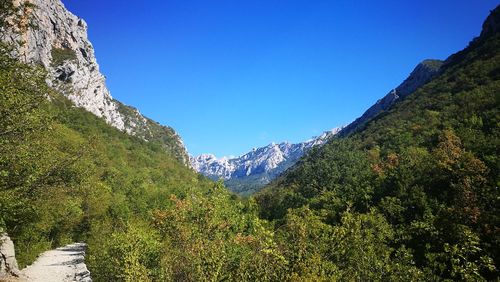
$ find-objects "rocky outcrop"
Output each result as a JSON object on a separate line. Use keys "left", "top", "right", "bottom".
{"left": 480, "top": 6, "right": 500, "bottom": 39}
{"left": 2, "top": 0, "right": 126, "bottom": 130}
{"left": 0, "top": 0, "right": 189, "bottom": 164}
{"left": 0, "top": 234, "right": 20, "bottom": 278}
{"left": 338, "top": 59, "right": 443, "bottom": 137}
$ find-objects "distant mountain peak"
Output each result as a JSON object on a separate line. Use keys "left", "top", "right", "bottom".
{"left": 190, "top": 127, "right": 343, "bottom": 193}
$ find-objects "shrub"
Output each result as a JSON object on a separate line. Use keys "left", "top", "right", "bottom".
{"left": 51, "top": 47, "right": 77, "bottom": 66}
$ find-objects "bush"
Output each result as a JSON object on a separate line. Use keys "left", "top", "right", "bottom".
{"left": 51, "top": 47, "right": 77, "bottom": 66}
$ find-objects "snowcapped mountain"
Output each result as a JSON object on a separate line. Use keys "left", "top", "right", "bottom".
{"left": 191, "top": 128, "right": 342, "bottom": 194}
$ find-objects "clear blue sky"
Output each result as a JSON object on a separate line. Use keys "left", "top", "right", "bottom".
{"left": 63, "top": 0, "right": 498, "bottom": 157}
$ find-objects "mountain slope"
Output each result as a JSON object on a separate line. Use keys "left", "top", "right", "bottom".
{"left": 0, "top": 0, "right": 188, "bottom": 164}
{"left": 0, "top": 38, "right": 212, "bottom": 268}
{"left": 257, "top": 7, "right": 500, "bottom": 280}
{"left": 191, "top": 128, "right": 342, "bottom": 194}
{"left": 338, "top": 59, "right": 443, "bottom": 137}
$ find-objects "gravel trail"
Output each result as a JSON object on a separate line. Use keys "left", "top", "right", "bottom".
{"left": 20, "top": 243, "right": 91, "bottom": 282}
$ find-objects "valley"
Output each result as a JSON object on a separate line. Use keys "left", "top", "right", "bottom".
{"left": 192, "top": 58, "right": 447, "bottom": 195}
{"left": 0, "top": 0, "right": 498, "bottom": 281}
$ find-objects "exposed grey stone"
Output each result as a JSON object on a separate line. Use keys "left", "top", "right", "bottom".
{"left": 0, "top": 233, "right": 20, "bottom": 278}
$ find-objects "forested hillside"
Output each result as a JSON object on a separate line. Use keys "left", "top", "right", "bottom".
{"left": 257, "top": 7, "right": 500, "bottom": 281}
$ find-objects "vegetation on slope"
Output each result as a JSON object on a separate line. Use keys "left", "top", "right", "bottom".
{"left": 256, "top": 10, "right": 500, "bottom": 281}
{"left": 115, "top": 101, "right": 188, "bottom": 165}
{"left": 50, "top": 47, "right": 77, "bottom": 66}
{"left": 0, "top": 41, "right": 205, "bottom": 263}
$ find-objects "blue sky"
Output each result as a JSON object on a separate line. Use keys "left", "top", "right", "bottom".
{"left": 63, "top": 0, "right": 498, "bottom": 157}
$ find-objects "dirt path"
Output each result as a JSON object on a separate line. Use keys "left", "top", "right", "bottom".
{"left": 20, "top": 243, "right": 91, "bottom": 282}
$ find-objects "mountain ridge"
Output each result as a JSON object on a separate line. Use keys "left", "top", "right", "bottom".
{"left": 338, "top": 59, "right": 443, "bottom": 137}
{"left": 191, "top": 128, "right": 342, "bottom": 194}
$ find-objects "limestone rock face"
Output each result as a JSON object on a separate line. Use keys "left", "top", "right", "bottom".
{"left": 0, "top": 234, "right": 20, "bottom": 278}
{"left": 0, "top": 0, "right": 189, "bottom": 164}
{"left": 2, "top": 0, "right": 126, "bottom": 130}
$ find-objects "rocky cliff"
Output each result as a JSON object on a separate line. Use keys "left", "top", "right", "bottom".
{"left": 0, "top": 0, "right": 189, "bottom": 164}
